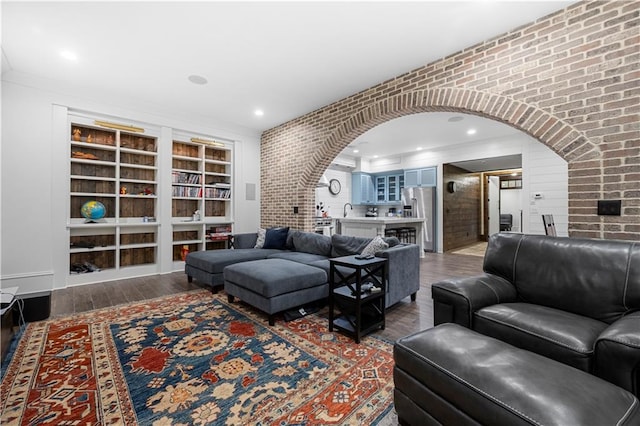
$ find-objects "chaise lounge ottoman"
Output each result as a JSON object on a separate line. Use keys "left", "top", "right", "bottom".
{"left": 394, "top": 323, "right": 640, "bottom": 425}
{"left": 185, "top": 248, "right": 283, "bottom": 290}
{"left": 224, "top": 258, "right": 329, "bottom": 325}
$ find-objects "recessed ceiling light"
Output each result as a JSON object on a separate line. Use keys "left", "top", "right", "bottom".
{"left": 373, "top": 155, "right": 379, "bottom": 158}
{"left": 467, "top": 129, "right": 477, "bottom": 135}
{"left": 353, "top": 149, "right": 359, "bottom": 153}
{"left": 60, "top": 50, "right": 77, "bottom": 61}
{"left": 254, "top": 109, "right": 264, "bottom": 117}
{"left": 416, "top": 147, "right": 423, "bottom": 151}
{"left": 188, "top": 75, "right": 208, "bottom": 85}
{"left": 448, "top": 116, "right": 464, "bottom": 123}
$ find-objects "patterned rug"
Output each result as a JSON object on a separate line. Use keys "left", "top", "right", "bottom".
{"left": 1, "top": 290, "right": 395, "bottom": 425}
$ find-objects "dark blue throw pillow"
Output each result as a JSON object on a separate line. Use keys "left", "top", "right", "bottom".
{"left": 262, "top": 227, "right": 290, "bottom": 249}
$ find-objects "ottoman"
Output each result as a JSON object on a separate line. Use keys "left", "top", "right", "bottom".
{"left": 185, "top": 248, "right": 283, "bottom": 290}
{"left": 223, "top": 258, "right": 328, "bottom": 325}
{"left": 394, "top": 323, "right": 640, "bottom": 425}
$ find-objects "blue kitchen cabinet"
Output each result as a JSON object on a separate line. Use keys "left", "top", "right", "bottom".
{"left": 375, "top": 175, "right": 387, "bottom": 203}
{"left": 352, "top": 172, "right": 375, "bottom": 204}
{"left": 387, "top": 173, "right": 404, "bottom": 202}
{"left": 353, "top": 171, "right": 406, "bottom": 204}
{"left": 404, "top": 167, "right": 436, "bottom": 187}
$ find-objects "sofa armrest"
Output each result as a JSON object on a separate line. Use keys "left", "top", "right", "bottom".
{"left": 431, "top": 274, "right": 517, "bottom": 328}
{"left": 376, "top": 243, "right": 420, "bottom": 307}
{"left": 233, "top": 233, "right": 258, "bottom": 249}
{"left": 595, "top": 311, "right": 640, "bottom": 397}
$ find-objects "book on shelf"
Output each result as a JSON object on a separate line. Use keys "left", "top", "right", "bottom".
{"left": 172, "top": 171, "right": 201, "bottom": 184}
{"left": 172, "top": 186, "right": 203, "bottom": 197}
{"left": 209, "top": 225, "right": 232, "bottom": 234}
{"left": 204, "top": 188, "right": 231, "bottom": 199}
{"left": 207, "top": 233, "right": 230, "bottom": 241}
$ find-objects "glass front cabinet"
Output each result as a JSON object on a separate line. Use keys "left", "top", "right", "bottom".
{"left": 387, "top": 173, "right": 404, "bottom": 203}
{"left": 352, "top": 171, "right": 404, "bottom": 205}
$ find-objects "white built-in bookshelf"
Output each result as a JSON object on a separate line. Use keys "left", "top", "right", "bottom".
{"left": 171, "top": 135, "right": 233, "bottom": 270}
{"left": 63, "top": 112, "right": 234, "bottom": 285}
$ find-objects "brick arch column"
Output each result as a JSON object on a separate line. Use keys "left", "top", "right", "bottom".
{"left": 301, "top": 88, "right": 600, "bottom": 236}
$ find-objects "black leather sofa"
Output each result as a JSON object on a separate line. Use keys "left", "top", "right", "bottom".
{"left": 431, "top": 233, "right": 640, "bottom": 396}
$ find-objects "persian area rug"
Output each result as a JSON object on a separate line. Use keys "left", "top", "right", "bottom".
{"left": 1, "top": 290, "right": 395, "bottom": 425}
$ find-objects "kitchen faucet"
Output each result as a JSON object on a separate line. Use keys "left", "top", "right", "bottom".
{"left": 343, "top": 203, "right": 353, "bottom": 217}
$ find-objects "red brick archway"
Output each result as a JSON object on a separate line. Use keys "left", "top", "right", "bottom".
{"left": 302, "top": 88, "right": 597, "bottom": 190}
{"left": 298, "top": 88, "right": 599, "bottom": 237}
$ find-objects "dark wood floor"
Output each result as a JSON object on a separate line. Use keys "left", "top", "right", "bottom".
{"left": 50, "top": 252, "right": 484, "bottom": 342}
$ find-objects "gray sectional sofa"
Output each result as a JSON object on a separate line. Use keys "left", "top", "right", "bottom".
{"left": 185, "top": 229, "right": 420, "bottom": 323}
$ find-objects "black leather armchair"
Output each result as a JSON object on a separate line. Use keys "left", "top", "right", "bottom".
{"left": 432, "top": 233, "right": 640, "bottom": 396}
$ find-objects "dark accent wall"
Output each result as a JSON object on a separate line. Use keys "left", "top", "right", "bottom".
{"left": 443, "top": 165, "right": 482, "bottom": 251}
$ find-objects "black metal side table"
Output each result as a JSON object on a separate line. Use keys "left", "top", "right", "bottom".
{"left": 328, "top": 255, "right": 388, "bottom": 343}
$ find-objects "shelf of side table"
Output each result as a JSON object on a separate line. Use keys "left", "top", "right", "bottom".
{"left": 328, "top": 255, "right": 388, "bottom": 343}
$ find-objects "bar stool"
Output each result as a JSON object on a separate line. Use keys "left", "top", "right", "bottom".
{"left": 408, "top": 227, "right": 417, "bottom": 243}
{"left": 385, "top": 228, "right": 398, "bottom": 238}
{"left": 399, "top": 227, "right": 416, "bottom": 244}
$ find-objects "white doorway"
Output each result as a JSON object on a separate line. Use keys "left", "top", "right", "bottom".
{"left": 501, "top": 189, "right": 522, "bottom": 232}
{"left": 488, "top": 176, "right": 500, "bottom": 236}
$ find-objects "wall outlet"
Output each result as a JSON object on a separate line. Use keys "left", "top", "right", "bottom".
{"left": 597, "top": 200, "right": 621, "bottom": 216}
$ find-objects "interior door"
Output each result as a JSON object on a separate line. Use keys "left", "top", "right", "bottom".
{"left": 488, "top": 176, "right": 500, "bottom": 236}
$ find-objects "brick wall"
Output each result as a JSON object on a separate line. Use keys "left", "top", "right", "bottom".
{"left": 261, "top": 1, "right": 639, "bottom": 241}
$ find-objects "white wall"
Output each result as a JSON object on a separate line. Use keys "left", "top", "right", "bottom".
{"left": 1, "top": 78, "right": 261, "bottom": 295}
{"left": 314, "top": 168, "right": 353, "bottom": 218}
{"left": 314, "top": 166, "right": 375, "bottom": 219}
{"left": 501, "top": 189, "right": 522, "bottom": 232}
{"left": 522, "top": 139, "right": 569, "bottom": 236}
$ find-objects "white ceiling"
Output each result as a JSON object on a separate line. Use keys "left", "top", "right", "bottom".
{"left": 346, "top": 111, "right": 523, "bottom": 159}
{"left": 2, "top": 1, "right": 576, "bottom": 163}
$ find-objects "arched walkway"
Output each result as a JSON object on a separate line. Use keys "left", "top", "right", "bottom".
{"left": 298, "top": 88, "right": 599, "bottom": 235}
{"left": 303, "top": 88, "right": 597, "bottom": 188}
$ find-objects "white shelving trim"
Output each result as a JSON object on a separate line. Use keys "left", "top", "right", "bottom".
{"left": 70, "top": 159, "right": 115, "bottom": 167}
{"left": 71, "top": 175, "right": 117, "bottom": 182}
{"left": 70, "top": 192, "right": 117, "bottom": 197}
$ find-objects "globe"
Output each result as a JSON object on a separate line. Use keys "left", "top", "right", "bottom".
{"left": 81, "top": 201, "right": 106, "bottom": 222}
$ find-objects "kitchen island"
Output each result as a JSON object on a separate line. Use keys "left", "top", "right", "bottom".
{"left": 337, "top": 217, "right": 426, "bottom": 257}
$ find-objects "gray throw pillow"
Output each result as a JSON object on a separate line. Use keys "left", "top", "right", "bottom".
{"left": 254, "top": 228, "right": 266, "bottom": 248}
{"left": 361, "top": 235, "right": 389, "bottom": 257}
